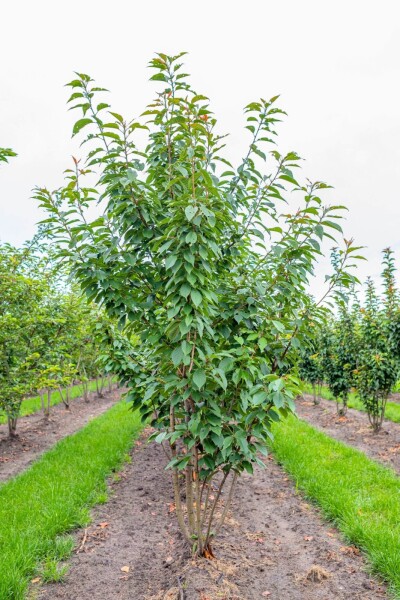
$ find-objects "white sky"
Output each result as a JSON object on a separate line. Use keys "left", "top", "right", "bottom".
{"left": 1, "top": 0, "right": 400, "bottom": 296}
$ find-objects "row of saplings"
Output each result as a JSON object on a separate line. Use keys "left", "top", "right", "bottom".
{"left": 300, "top": 248, "right": 400, "bottom": 432}
{"left": 0, "top": 241, "right": 117, "bottom": 437}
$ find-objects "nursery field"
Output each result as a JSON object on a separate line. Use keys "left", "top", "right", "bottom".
{"left": 3, "top": 392, "right": 400, "bottom": 598}
{"left": 3, "top": 51, "right": 400, "bottom": 600}
{"left": 0, "top": 381, "right": 120, "bottom": 482}
{"left": 298, "top": 394, "right": 400, "bottom": 473}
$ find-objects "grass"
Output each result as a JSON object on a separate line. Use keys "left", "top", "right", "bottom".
{"left": 271, "top": 414, "right": 400, "bottom": 598}
{"left": 0, "top": 378, "right": 115, "bottom": 425}
{"left": 0, "top": 399, "right": 143, "bottom": 600}
{"left": 303, "top": 382, "right": 400, "bottom": 424}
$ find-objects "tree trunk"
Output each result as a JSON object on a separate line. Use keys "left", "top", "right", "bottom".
{"left": 336, "top": 395, "right": 347, "bottom": 416}
{"left": 44, "top": 389, "right": 51, "bottom": 418}
{"left": 170, "top": 444, "right": 236, "bottom": 558}
{"left": 95, "top": 377, "right": 104, "bottom": 398}
{"left": 369, "top": 396, "right": 387, "bottom": 433}
{"left": 313, "top": 380, "right": 321, "bottom": 405}
{"left": 7, "top": 416, "right": 18, "bottom": 438}
{"left": 312, "top": 383, "right": 319, "bottom": 405}
{"left": 59, "top": 386, "right": 70, "bottom": 410}
{"left": 83, "top": 381, "right": 89, "bottom": 402}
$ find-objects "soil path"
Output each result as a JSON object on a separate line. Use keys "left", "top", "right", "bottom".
{"left": 36, "top": 431, "right": 387, "bottom": 600}
{"left": 297, "top": 396, "right": 400, "bottom": 474}
{"left": 0, "top": 387, "right": 121, "bottom": 483}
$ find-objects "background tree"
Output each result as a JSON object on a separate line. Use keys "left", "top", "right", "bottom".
{"left": 313, "top": 252, "right": 359, "bottom": 415}
{"left": 356, "top": 251, "right": 399, "bottom": 431}
{"left": 324, "top": 309, "right": 358, "bottom": 415}
{"left": 298, "top": 338, "right": 324, "bottom": 404}
{"left": 0, "top": 245, "right": 45, "bottom": 435}
{"left": 0, "top": 238, "right": 115, "bottom": 432}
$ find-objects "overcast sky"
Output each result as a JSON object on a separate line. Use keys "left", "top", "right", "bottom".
{"left": 1, "top": 0, "right": 399, "bottom": 295}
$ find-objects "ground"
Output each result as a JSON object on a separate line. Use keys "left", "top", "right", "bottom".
{"left": 0, "top": 386, "right": 120, "bottom": 482}
{"left": 34, "top": 428, "right": 387, "bottom": 600}
{"left": 297, "top": 395, "right": 400, "bottom": 475}
{"left": 1, "top": 387, "right": 394, "bottom": 599}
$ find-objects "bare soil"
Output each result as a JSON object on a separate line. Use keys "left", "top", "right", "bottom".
{"left": 35, "top": 430, "right": 387, "bottom": 600}
{"left": 389, "top": 393, "right": 400, "bottom": 404}
{"left": 297, "top": 396, "right": 400, "bottom": 474}
{"left": 0, "top": 387, "right": 120, "bottom": 483}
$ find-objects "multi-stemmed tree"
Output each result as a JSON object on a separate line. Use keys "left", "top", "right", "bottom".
{"left": 36, "top": 53, "right": 358, "bottom": 556}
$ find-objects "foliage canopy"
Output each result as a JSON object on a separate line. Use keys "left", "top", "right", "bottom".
{"left": 36, "top": 53, "right": 358, "bottom": 554}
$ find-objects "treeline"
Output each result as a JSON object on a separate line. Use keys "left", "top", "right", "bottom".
{"left": 300, "top": 248, "right": 400, "bottom": 431}
{"left": 0, "top": 240, "right": 119, "bottom": 437}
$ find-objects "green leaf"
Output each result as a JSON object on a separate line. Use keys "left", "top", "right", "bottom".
{"left": 258, "top": 337, "right": 268, "bottom": 351}
{"left": 191, "top": 290, "right": 202, "bottom": 307}
{"left": 185, "top": 206, "right": 197, "bottom": 221}
{"left": 165, "top": 254, "right": 178, "bottom": 270}
{"left": 155, "top": 431, "right": 168, "bottom": 443}
{"left": 97, "top": 103, "right": 110, "bottom": 112}
{"left": 186, "top": 231, "right": 197, "bottom": 244}
{"left": 322, "top": 220, "right": 343, "bottom": 233}
{"left": 242, "top": 461, "right": 254, "bottom": 474}
{"left": 171, "top": 347, "right": 184, "bottom": 366}
{"left": 193, "top": 369, "right": 206, "bottom": 389}
{"left": 272, "top": 320, "right": 285, "bottom": 333}
{"left": 253, "top": 391, "right": 268, "bottom": 405}
{"left": 72, "top": 118, "right": 92, "bottom": 136}
{"left": 180, "top": 284, "right": 191, "bottom": 298}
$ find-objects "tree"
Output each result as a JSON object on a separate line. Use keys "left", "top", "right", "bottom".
{"left": 316, "top": 251, "right": 359, "bottom": 415}
{"left": 0, "top": 245, "right": 45, "bottom": 435}
{"left": 356, "top": 251, "right": 399, "bottom": 432}
{"left": 36, "top": 53, "right": 358, "bottom": 556}
{"left": 298, "top": 339, "right": 324, "bottom": 404}
{"left": 323, "top": 311, "right": 358, "bottom": 415}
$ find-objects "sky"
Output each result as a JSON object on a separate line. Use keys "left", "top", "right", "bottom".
{"left": 1, "top": 0, "right": 400, "bottom": 296}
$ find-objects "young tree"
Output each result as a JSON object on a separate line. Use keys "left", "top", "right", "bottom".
{"left": 357, "top": 270, "right": 398, "bottom": 432}
{"left": 298, "top": 339, "right": 324, "bottom": 404}
{"left": 323, "top": 312, "right": 358, "bottom": 415}
{"left": 356, "top": 251, "right": 399, "bottom": 431}
{"left": 0, "top": 245, "right": 45, "bottom": 435}
{"left": 36, "top": 53, "right": 358, "bottom": 556}
{"left": 317, "top": 251, "right": 359, "bottom": 415}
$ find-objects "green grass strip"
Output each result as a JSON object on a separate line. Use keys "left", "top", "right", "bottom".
{"left": 0, "top": 400, "right": 142, "bottom": 599}
{"left": 0, "top": 378, "right": 115, "bottom": 425}
{"left": 271, "top": 414, "right": 400, "bottom": 598}
{"left": 303, "top": 383, "right": 400, "bottom": 425}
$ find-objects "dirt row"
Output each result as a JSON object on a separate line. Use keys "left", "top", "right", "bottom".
{"left": 0, "top": 387, "right": 121, "bottom": 483}
{"left": 296, "top": 395, "right": 400, "bottom": 475}
{"left": 2, "top": 388, "right": 395, "bottom": 598}
{"left": 35, "top": 430, "right": 387, "bottom": 600}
